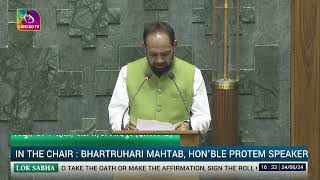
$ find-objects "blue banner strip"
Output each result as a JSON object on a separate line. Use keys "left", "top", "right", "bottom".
{"left": 11, "top": 146, "right": 308, "bottom": 162}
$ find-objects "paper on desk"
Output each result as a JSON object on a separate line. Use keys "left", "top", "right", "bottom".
{"left": 136, "top": 119, "right": 175, "bottom": 130}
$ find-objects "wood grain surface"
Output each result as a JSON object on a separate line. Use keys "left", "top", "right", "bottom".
{"left": 291, "top": 0, "right": 320, "bottom": 179}
{"left": 213, "top": 88, "right": 239, "bottom": 145}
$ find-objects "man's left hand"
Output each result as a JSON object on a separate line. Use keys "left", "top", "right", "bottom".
{"left": 175, "top": 121, "right": 190, "bottom": 130}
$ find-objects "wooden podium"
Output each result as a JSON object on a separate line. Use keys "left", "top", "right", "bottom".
{"left": 111, "top": 130, "right": 200, "bottom": 180}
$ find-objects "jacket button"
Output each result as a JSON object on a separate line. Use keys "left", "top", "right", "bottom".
{"left": 156, "top": 106, "right": 161, "bottom": 112}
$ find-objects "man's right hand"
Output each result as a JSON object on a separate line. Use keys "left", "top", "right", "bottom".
{"left": 125, "top": 121, "right": 138, "bottom": 130}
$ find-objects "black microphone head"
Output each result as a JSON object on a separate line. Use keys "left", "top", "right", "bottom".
{"left": 144, "top": 71, "right": 153, "bottom": 80}
{"left": 167, "top": 71, "right": 175, "bottom": 80}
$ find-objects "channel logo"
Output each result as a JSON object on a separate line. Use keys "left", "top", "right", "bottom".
{"left": 16, "top": 9, "right": 41, "bottom": 31}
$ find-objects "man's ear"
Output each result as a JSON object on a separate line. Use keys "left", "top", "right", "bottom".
{"left": 141, "top": 42, "right": 147, "bottom": 54}
{"left": 141, "top": 41, "right": 145, "bottom": 48}
{"left": 173, "top": 40, "right": 178, "bottom": 51}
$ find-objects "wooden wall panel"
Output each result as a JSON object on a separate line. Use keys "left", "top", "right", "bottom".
{"left": 291, "top": 0, "right": 320, "bottom": 180}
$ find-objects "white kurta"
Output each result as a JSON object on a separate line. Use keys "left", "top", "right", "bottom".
{"left": 108, "top": 65, "right": 212, "bottom": 134}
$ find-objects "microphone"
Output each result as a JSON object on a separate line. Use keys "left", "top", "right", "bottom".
{"left": 121, "top": 71, "right": 153, "bottom": 130}
{"left": 167, "top": 71, "right": 192, "bottom": 130}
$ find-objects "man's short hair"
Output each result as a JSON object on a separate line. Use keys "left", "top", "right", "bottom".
{"left": 143, "top": 22, "right": 175, "bottom": 46}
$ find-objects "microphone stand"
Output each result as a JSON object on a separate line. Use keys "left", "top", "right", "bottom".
{"left": 121, "top": 72, "right": 152, "bottom": 130}
{"left": 168, "top": 71, "right": 192, "bottom": 130}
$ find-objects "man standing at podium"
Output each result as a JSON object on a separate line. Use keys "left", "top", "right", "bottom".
{"left": 108, "top": 22, "right": 211, "bottom": 133}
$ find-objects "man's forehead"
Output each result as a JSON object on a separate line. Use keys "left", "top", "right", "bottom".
{"left": 147, "top": 48, "right": 172, "bottom": 54}
{"left": 145, "top": 33, "right": 172, "bottom": 51}
{"left": 147, "top": 31, "right": 168, "bottom": 38}
{"left": 146, "top": 32, "right": 171, "bottom": 43}
{"left": 154, "top": 33, "right": 163, "bottom": 39}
